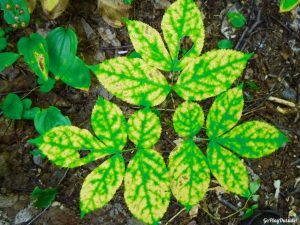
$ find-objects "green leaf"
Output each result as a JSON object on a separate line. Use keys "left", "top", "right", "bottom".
{"left": 127, "top": 108, "right": 161, "bottom": 148}
{"left": 206, "top": 84, "right": 244, "bottom": 138}
{"left": 38, "top": 76, "right": 56, "bottom": 93}
{"left": 126, "top": 20, "right": 172, "bottom": 71}
{"left": 168, "top": 140, "right": 210, "bottom": 207}
{"left": 0, "top": 0, "right": 30, "bottom": 28}
{"left": 174, "top": 50, "right": 252, "bottom": 101}
{"left": 0, "top": 29, "right": 4, "bottom": 37}
{"left": 173, "top": 101, "right": 204, "bottom": 138}
{"left": 242, "top": 204, "right": 258, "bottom": 220}
{"left": 123, "top": 0, "right": 134, "bottom": 5}
{"left": 80, "top": 154, "right": 125, "bottom": 217}
{"left": 128, "top": 51, "right": 142, "bottom": 59}
{"left": 23, "top": 107, "right": 40, "bottom": 120}
{"left": 280, "top": 0, "right": 300, "bottom": 12}
{"left": 227, "top": 12, "right": 246, "bottom": 28}
{"left": 161, "top": 0, "right": 205, "bottom": 70}
{"left": 29, "top": 126, "right": 113, "bottom": 168}
{"left": 124, "top": 149, "right": 170, "bottom": 225}
{"left": 56, "top": 56, "right": 91, "bottom": 90}
{"left": 1, "top": 93, "right": 23, "bottom": 119}
{"left": 0, "top": 52, "right": 19, "bottom": 71}
{"left": 22, "top": 98, "right": 32, "bottom": 109}
{"left": 31, "top": 187, "right": 58, "bottom": 209}
{"left": 91, "top": 97, "right": 127, "bottom": 151}
{"left": 217, "top": 39, "right": 233, "bottom": 49}
{"left": 0, "top": 37, "right": 8, "bottom": 51}
{"left": 249, "top": 180, "right": 260, "bottom": 194}
{"left": 91, "top": 57, "right": 171, "bottom": 106}
{"left": 34, "top": 106, "right": 71, "bottom": 135}
{"left": 216, "top": 121, "right": 288, "bottom": 158}
{"left": 46, "top": 27, "right": 78, "bottom": 76}
{"left": 18, "top": 33, "right": 49, "bottom": 81}
{"left": 207, "top": 142, "right": 250, "bottom": 197}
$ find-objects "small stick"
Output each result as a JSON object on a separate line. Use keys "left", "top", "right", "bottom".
{"left": 267, "top": 96, "right": 296, "bottom": 108}
{"left": 164, "top": 208, "right": 186, "bottom": 225}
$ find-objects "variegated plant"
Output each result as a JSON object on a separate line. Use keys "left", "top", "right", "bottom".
{"left": 30, "top": 0, "right": 288, "bottom": 224}
{"left": 170, "top": 85, "right": 287, "bottom": 208}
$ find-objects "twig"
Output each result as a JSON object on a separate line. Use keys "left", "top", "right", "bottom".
{"left": 267, "top": 96, "right": 296, "bottom": 108}
{"left": 99, "top": 44, "right": 133, "bottom": 50}
{"left": 164, "top": 208, "right": 186, "bottom": 225}
{"left": 270, "top": 15, "right": 300, "bottom": 42}
{"left": 219, "top": 198, "right": 239, "bottom": 212}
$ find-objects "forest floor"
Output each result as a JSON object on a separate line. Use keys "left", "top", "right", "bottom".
{"left": 0, "top": 0, "right": 299, "bottom": 225}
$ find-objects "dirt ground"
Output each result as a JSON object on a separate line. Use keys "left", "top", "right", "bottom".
{"left": 0, "top": 0, "right": 299, "bottom": 224}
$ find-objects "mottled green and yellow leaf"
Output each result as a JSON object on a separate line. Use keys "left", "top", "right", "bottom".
{"left": 80, "top": 154, "right": 125, "bottom": 216}
{"left": 173, "top": 101, "right": 204, "bottom": 138}
{"left": 216, "top": 121, "right": 288, "bottom": 158}
{"left": 169, "top": 140, "right": 210, "bottom": 207}
{"left": 91, "top": 97, "right": 127, "bottom": 151}
{"left": 174, "top": 50, "right": 252, "bottom": 101}
{"left": 206, "top": 84, "right": 244, "bottom": 138}
{"left": 124, "top": 149, "right": 170, "bottom": 224}
{"left": 91, "top": 57, "right": 171, "bottom": 106}
{"left": 161, "top": 0, "right": 205, "bottom": 70}
{"left": 30, "top": 126, "right": 113, "bottom": 168}
{"left": 207, "top": 142, "right": 250, "bottom": 197}
{"left": 127, "top": 108, "right": 161, "bottom": 148}
{"left": 126, "top": 20, "right": 172, "bottom": 71}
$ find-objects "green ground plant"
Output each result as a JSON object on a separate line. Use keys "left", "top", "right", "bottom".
{"left": 280, "top": 0, "right": 300, "bottom": 12}
{"left": 28, "top": 0, "right": 288, "bottom": 224}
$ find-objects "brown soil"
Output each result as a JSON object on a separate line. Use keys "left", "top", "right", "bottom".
{"left": 0, "top": 0, "right": 299, "bottom": 225}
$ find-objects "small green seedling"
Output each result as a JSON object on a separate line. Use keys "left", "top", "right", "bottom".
{"left": 280, "top": 0, "right": 300, "bottom": 12}
{"left": 1, "top": 93, "right": 40, "bottom": 120}
{"left": 218, "top": 39, "right": 233, "bottom": 49}
{"left": 123, "top": 0, "right": 134, "bottom": 5}
{"left": 0, "top": 0, "right": 30, "bottom": 28}
{"left": 31, "top": 186, "right": 58, "bottom": 209}
{"left": 227, "top": 11, "right": 246, "bottom": 28}
{"left": 0, "top": 29, "right": 8, "bottom": 51}
{"left": 32, "top": 0, "right": 288, "bottom": 224}
{"left": 242, "top": 204, "right": 259, "bottom": 220}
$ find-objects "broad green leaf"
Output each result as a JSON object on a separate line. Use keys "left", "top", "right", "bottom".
{"left": 0, "top": 29, "right": 4, "bottom": 37}
{"left": 22, "top": 98, "right": 32, "bottom": 109}
{"left": 161, "top": 0, "right": 205, "bottom": 70}
{"left": 0, "top": 37, "right": 7, "bottom": 51}
{"left": 91, "top": 98, "right": 127, "bottom": 151}
{"left": 174, "top": 50, "right": 252, "bottom": 101}
{"left": 280, "top": 0, "right": 300, "bottom": 12}
{"left": 91, "top": 57, "right": 171, "bottom": 106}
{"left": 216, "top": 121, "right": 288, "bottom": 158}
{"left": 173, "top": 101, "right": 204, "bottom": 138}
{"left": 124, "top": 149, "right": 170, "bottom": 224}
{"left": 126, "top": 20, "right": 172, "bottom": 71}
{"left": 227, "top": 12, "right": 246, "bottom": 28}
{"left": 34, "top": 106, "right": 71, "bottom": 135}
{"left": 38, "top": 76, "right": 56, "bottom": 93}
{"left": 242, "top": 204, "right": 258, "bottom": 220}
{"left": 18, "top": 33, "right": 49, "bottom": 81}
{"left": 127, "top": 108, "right": 161, "bottom": 148}
{"left": 23, "top": 107, "right": 40, "bottom": 120}
{"left": 56, "top": 56, "right": 91, "bottom": 90}
{"left": 1, "top": 93, "right": 23, "bottom": 119}
{"left": 206, "top": 84, "right": 244, "bottom": 138}
{"left": 46, "top": 27, "right": 77, "bottom": 75}
{"left": 29, "top": 126, "right": 113, "bottom": 168}
{"left": 31, "top": 187, "right": 58, "bottom": 209}
{"left": 80, "top": 154, "right": 125, "bottom": 217}
{"left": 207, "top": 142, "right": 250, "bottom": 197}
{"left": 0, "top": 0, "right": 30, "bottom": 28}
{"left": 218, "top": 39, "right": 233, "bottom": 49}
{"left": 168, "top": 140, "right": 210, "bottom": 207}
{"left": 0, "top": 52, "right": 19, "bottom": 71}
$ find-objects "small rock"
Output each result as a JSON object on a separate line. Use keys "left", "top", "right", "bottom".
{"left": 98, "top": 27, "right": 121, "bottom": 47}
{"left": 81, "top": 18, "right": 97, "bottom": 40}
{"left": 95, "top": 51, "right": 106, "bottom": 62}
{"left": 187, "top": 220, "right": 198, "bottom": 225}
{"left": 152, "top": 0, "right": 171, "bottom": 9}
{"left": 0, "top": 194, "right": 18, "bottom": 208}
{"left": 127, "top": 218, "right": 146, "bottom": 225}
{"left": 14, "top": 207, "right": 33, "bottom": 224}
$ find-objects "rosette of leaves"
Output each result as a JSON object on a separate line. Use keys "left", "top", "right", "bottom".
{"left": 91, "top": 0, "right": 252, "bottom": 107}
{"left": 169, "top": 84, "right": 288, "bottom": 208}
{"left": 31, "top": 98, "right": 170, "bottom": 224}
{"left": 0, "top": 0, "right": 30, "bottom": 28}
